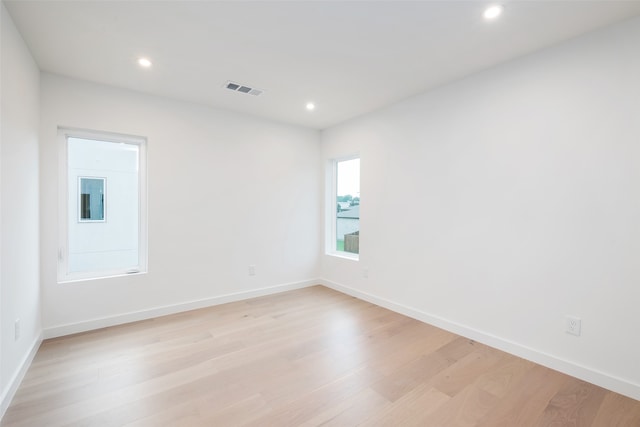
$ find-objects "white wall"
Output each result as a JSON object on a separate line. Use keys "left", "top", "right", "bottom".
{"left": 0, "top": 3, "right": 42, "bottom": 415}
{"left": 321, "top": 16, "right": 640, "bottom": 399}
{"left": 40, "top": 74, "right": 321, "bottom": 336}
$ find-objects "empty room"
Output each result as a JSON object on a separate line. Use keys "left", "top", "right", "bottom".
{"left": 2, "top": 0, "right": 640, "bottom": 425}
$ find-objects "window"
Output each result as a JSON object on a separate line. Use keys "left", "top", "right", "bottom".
{"left": 328, "top": 156, "right": 360, "bottom": 258}
{"left": 58, "top": 128, "right": 147, "bottom": 281}
{"left": 78, "top": 177, "right": 106, "bottom": 222}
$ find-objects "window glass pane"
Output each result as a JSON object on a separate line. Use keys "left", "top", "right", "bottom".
{"left": 336, "top": 158, "right": 360, "bottom": 254}
{"left": 67, "top": 137, "right": 140, "bottom": 274}
{"left": 79, "top": 177, "right": 105, "bottom": 221}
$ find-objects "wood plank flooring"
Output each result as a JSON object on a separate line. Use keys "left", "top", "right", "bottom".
{"left": 2, "top": 286, "right": 639, "bottom": 426}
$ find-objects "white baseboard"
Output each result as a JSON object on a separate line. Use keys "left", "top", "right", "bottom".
{"left": 1, "top": 333, "right": 42, "bottom": 420}
{"left": 44, "top": 279, "right": 319, "bottom": 339}
{"left": 320, "top": 278, "right": 640, "bottom": 401}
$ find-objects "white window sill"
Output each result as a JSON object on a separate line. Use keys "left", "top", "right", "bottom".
{"left": 58, "top": 270, "right": 147, "bottom": 284}
{"left": 326, "top": 251, "right": 359, "bottom": 261}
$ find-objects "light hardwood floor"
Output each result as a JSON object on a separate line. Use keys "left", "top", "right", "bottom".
{"left": 2, "top": 286, "right": 639, "bottom": 426}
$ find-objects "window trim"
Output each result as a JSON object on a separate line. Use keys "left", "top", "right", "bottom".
{"left": 326, "top": 154, "right": 360, "bottom": 260}
{"left": 57, "top": 127, "right": 148, "bottom": 283}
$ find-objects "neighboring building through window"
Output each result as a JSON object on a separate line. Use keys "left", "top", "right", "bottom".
{"left": 59, "top": 129, "right": 147, "bottom": 281}
{"left": 330, "top": 156, "right": 360, "bottom": 257}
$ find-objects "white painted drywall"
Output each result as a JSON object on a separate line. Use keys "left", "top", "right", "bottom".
{"left": 39, "top": 74, "right": 321, "bottom": 333}
{"left": 321, "top": 16, "right": 640, "bottom": 398}
{"left": 1, "top": 2, "right": 42, "bottom": 411}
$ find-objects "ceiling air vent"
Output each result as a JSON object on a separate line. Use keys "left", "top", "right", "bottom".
{"left": 225, "top": 81, "right": 263, "bottom": 97}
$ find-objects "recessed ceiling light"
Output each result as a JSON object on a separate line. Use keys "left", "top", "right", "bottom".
{"left": 483, "top": 4, "right": 504, "bottom": 20}
{"left": 137, "top": 57, "right": 152, "bottom": 68}
{"left": 306, "top": 102, "right": 315, "bottom": 111}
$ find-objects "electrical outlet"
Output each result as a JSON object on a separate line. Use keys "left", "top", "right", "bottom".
{"left": 14, "top": 318, "right": 20, "bottom": 341}
{"left": 362, "top": 268, "right": 369, "bottom": 279}
{"left": 248, "top": 265, "right": 256, "bottom": 276}
{"left": 565, "top": 315, "right": 581, "bottom": 336}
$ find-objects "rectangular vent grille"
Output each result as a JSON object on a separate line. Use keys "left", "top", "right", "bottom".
{"left": 225, "top": 81, "right": 263, "bottom": 97}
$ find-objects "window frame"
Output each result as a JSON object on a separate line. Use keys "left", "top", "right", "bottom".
{"left": 57, "top": 127, "right": 148, "bottom": 283}
{"left": 326, "top": 154, "right": 360, "bottom": 260}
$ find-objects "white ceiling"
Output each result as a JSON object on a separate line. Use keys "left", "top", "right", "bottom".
{"left": 5, "top": 1, "right": 640, "bottom": 129}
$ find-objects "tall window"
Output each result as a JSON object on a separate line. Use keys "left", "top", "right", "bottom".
{"left": 329, "top": 156, "right": 360, "bottom": 257}
{"left": 58, "top": 129, "right": 147, "bottom": 282}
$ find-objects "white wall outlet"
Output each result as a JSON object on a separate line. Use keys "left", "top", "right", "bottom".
{"left": 362, "top": 268, "right": 369, "bottom": 279}
{"left": 248, "top": 265, "right": 256, "bottom": 276}
{"left": 15, "top": 318, "right": 21, "bottom": 341}
{"left": 565, "top": 315, "right": 581, "bottom": 336}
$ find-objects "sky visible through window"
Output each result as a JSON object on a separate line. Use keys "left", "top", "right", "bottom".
{"left": 337, "top": 158, "right": 360, "bottom": 198}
